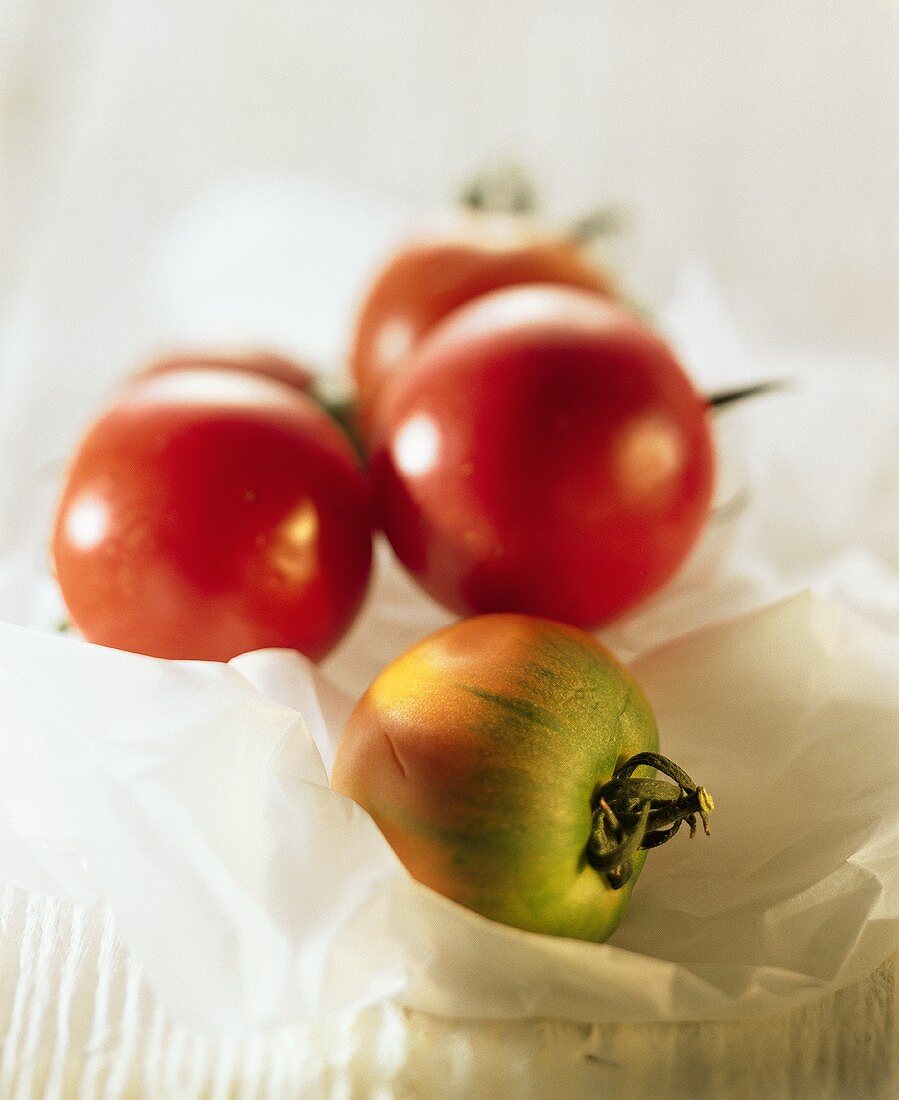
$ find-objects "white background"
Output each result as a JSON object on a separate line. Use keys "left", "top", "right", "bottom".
{"left": 2, "top": 0, "right": 897, "bottom": 354}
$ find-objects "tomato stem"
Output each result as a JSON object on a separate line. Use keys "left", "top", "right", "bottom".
{"left": 312, "top": 391, "right": 366, "bottom": 461}
{"left": 707, "top": 379, "right": 786, "bottom": 410}
{"left": 459, "top": 164, "right": 537, "bottom": 216}
{"left": 567, "top": 205, "right": 628, "bottom": 244}
{"left": 587, "top": 751, "right": 714, "bottom": 890}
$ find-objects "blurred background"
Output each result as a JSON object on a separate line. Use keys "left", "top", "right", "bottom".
{"left": 2, "top": 1, "right": 896, "bottom": 357}
{"left": 0, "top": 1, "right": 896, "bottom": 622}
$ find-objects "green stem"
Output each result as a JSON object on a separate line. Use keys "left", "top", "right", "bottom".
{"left": 309, "top": 388, "right": 367, "bottom": 462}
{"left": 586, "top": 751, "right": 714, "bottom": 890}
{"left": 707, "top": 379, "right": 786, "bottom": 410}
{"left": 567, "top": 205, "right": 628, "bottom": 244}
{"left": 458, "top": 164, "right": 537, "bottom": 216}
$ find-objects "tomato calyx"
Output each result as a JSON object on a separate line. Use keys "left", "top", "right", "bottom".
{"left": 458, "top": 163, "right": 538, "bottom": 216}
{"left": 567, "top": 204, "right": 628, "bottom": 245}
{"left": 587, "top": 751, "right": 714, "bottom": 890}
{"left": 310, "top": 388, "right": 365, "bottom": 459}
{"left": 342, "top": 374, "right": 785, "bottom": 465}
{"left": 707, "top": 378, "right": 786, "bottom": 411}
{"left": 458, "top": 163, "right": 626, "bottom": 248}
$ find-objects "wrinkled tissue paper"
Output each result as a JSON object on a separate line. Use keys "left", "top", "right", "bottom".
{"left": 0, "top": 587, "right": 896, "bottom": 1033}
{"left": 0, "top": 192, "right": 897, "bottom": 1035}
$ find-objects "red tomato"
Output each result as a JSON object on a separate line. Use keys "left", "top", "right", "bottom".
{"left": 370, "top": 285, "right": 714, "bottom": 628}
{"left": 350, "top": 213, "right": 615, "bottom": 437}
{"left": 133, "top": 349, "right": 315, "bottom": 395}
{"left": 53, "top": 370, "right": 372, "bottom": 662}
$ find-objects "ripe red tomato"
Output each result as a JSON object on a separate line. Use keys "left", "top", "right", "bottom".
{"left": 53, "top": 369, "right": 372, "bottom": 662}
{"left": 370, "top": 284, "right": 714, "bottom": 628}
{"left": 350, "top": 212, "right": 615, "bottom": 437}
{"left": 132, "top": 348, "right": 314, "bottom": 395}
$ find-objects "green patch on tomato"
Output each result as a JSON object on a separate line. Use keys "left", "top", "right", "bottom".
{"left": 332, "top": 613, "right": 711, "bottom": 943}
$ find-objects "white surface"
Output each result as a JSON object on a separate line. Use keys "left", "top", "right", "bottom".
{"left": 0, "top": 886, "right": 894, "bottom": 1099}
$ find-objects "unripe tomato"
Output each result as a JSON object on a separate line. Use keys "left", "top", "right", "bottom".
{"left": 350, "top": 212, "right": 615, "bottom": 436}
{"left": 370, "top": 285, "right": 714, "bottom": 627}
{"left": 132, "top": 348, "right": 314, "bottom": 395}
{"left": 333, "top": 614, "right": 713, "bottom": 942}
{"left": 53, "top": 370, "right": 372, "bottom": 662}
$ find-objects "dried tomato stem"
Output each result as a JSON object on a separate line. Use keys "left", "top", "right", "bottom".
{"left": 586, "top": 751, "right": 714, "bottom": 890}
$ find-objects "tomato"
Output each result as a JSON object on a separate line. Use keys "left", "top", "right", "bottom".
{"left": 350, "top": 211, "right": 615, "bottom": 437}
{"left": 332, "top": 613, "right": 712, "bottom": 941}
{"left": 370, "top": 284, "right": 715, "bottom": 627}
{"left": 132, "top": 349, "right": 314, "bottom": 395}
{"left": 52, "top": 369, "right": 372, "bottom": 662}
{"left": 131, "top": 351, "right": 370, "bottom": 458}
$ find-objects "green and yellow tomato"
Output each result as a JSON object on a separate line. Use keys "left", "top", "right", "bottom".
{"left": 332, "top": 613, "right": 711, "bottom": 942}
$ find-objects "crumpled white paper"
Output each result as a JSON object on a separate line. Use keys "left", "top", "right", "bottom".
{"left": 0, "top": 177, "right": 896, "bottom": 1036}
{"left": 0, "top": 587, "right": 896, "bottom": 1032}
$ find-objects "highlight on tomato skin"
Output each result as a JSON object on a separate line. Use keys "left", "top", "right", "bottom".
{"left": 349, "top": 211, "right": 617, "bottom": 439}
{"left": 332, "top": 613, "right": 664, "bottom": 943}
{"left": 52, "top": 368, "right": 373, "bottom": 663}
{"left": 369, "top": 283, "right": 715, "bottom": 629}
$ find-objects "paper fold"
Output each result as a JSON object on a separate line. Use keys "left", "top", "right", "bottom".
{"left": 1, "top": 590, "right": 895, "bottom": 1032}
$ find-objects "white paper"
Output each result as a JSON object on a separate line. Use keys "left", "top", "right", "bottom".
{"left": 0, "top": 627, "right": 409, "bottom": 1032}
{"left": 0, "top": 588, "right": 896, "bottom": 1032}
{"left": 0, "top": 178, "right": 896, "bottom": 1035}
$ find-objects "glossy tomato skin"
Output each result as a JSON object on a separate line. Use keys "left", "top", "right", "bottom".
{"left": 332, "top": 613, "right": 659, "bottom": 941}
{"left": 370, "top": 285, "right": 714, "bottom": 627}
{"left": 53, "top": 370, "right": 372, "bottom": 662}
{"left": 350, "top": 215, "right": 614, "bottom": 435}
{"left": 132, "top": 349, "right": 314, "bottom": 395}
